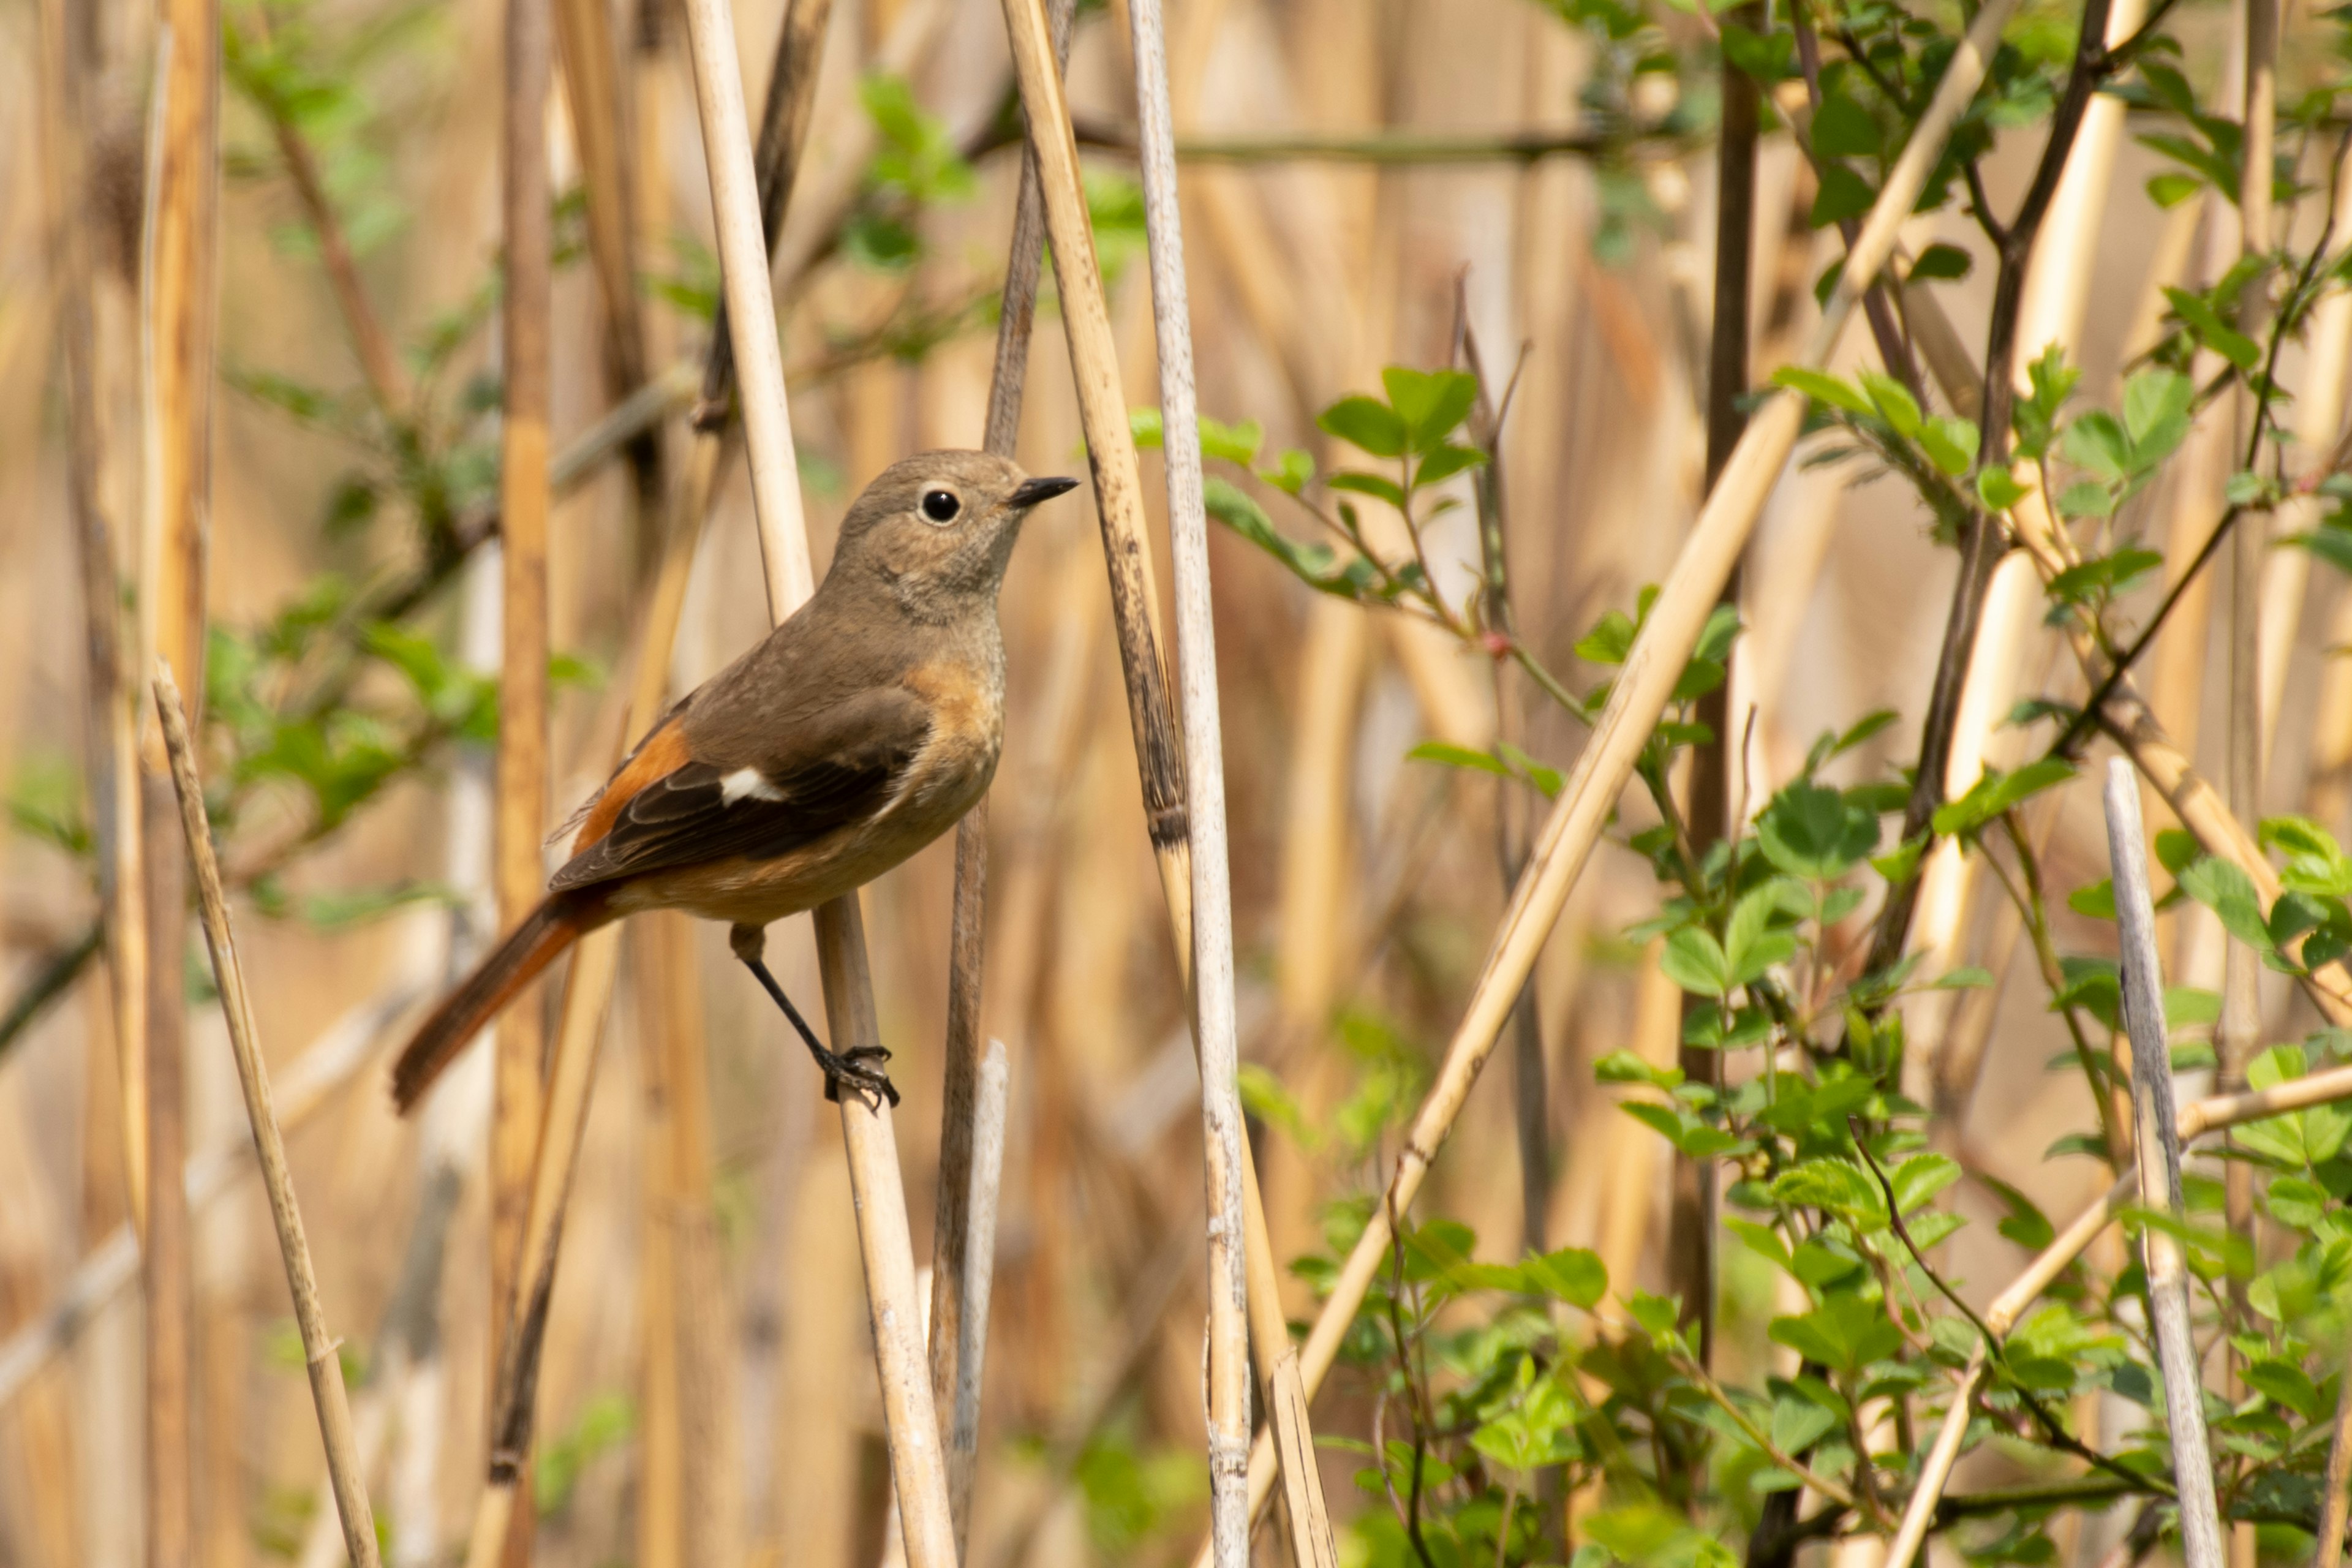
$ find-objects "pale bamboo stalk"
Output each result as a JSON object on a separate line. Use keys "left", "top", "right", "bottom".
{"left": 492, "top": 0, "right": 554, "bottom": 1558}
{"left": 925, "top": 0, "right": 1074, "bottom": 1532}
{"left": 141, "top": 6, "right": 217, "bottom": 1556}
{"left": 2318, "top": 1376, "right": 2352, "bottom": 1568}
{"left": 944, "top": 1036, "right": 1011, "bottom": 1504}
{"left": 2257, "top": 153, "right": 2352, "bottom": 755}
{"left": 680, "top": 1, "right": 958, "bottom": 1558}
{"left": 1129, "top": 0, "right": 1262, "bottom": 1556}
{"left": 2106, "top": 760, "right": 2226, "bottom": 1568}
{"left": 1196, "top": 1, "right": 2019, "bottom": 1548}
{"left": 0, "top": 975, "right": 425, "bottom": 1410}
{"left": 2220, "top": 24, "right": 2272, "bottom": 1568}
{"left": 995, "top": 0, "right": 1351, "bottom": 1548}
{"left": 552, "top": 0, "right": 648, "bottom": 398}
{"left": 456, "top": 4, "right": 843, "bottom": 1551}
{"left": 36, "top": 0, "right": 146, "bottom": 1241}
{"left": 635, "top": 936, "right": 685, "bottom": 1568}
{"left": 153, "top": 668, "right": 381, "bottom": 1568}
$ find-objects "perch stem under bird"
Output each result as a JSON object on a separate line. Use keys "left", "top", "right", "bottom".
{"left": 387, "top": 456, "right": 1077, "bottom": 1114}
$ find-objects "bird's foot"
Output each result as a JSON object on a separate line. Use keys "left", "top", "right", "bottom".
{"left": 739, "top": 952, "right": 901, "bottom": 1109}
{"left": 814, "top": 1042, "right": 900, "bottom": 1108}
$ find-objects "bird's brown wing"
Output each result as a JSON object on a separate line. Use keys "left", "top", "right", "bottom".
{"left": 548, "top": 686, "right": 932, "bottom": 892}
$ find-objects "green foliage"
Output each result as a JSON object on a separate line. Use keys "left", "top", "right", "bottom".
{"left": 843, "top": 74, "right": 977, "bottom": 270}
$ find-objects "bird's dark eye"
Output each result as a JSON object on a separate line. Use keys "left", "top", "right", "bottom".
{"left": 922, "top": 489, "right": 961, "bottom": 523}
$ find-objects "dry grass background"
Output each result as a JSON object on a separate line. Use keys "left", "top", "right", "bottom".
{"left": 0, "top": 0, "right": 2345, "bottom": 1561}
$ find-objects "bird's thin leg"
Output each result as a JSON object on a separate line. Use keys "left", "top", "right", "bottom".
{"left": 738, "top": 956, "right": 899, "bottom": 1107}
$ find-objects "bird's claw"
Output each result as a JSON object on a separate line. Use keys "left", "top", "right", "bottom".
{"left": 818, "top": 1043, "right": 900, "bottom": 1108}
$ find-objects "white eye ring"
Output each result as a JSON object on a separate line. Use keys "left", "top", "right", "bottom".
{"left": 921, "top": 488, "right": 962, "bottom": 524}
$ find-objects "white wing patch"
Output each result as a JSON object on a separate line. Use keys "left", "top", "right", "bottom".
{"left": 720, "top": 766, "right": 785, "bottom": 804}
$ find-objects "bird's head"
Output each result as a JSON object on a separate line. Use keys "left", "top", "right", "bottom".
{"left": 829, "top": 450, "right": 1079, "bottom": 623}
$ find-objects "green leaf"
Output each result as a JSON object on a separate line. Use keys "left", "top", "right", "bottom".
{"left": 1575, "top": 607, "right": 1638, "bottom": 666}
{"left": 2147, "top": 171, "right": 2204, "bottom": 208}
{"left": 2178, "top": 857, "right": 2277, "bottom": 954}
{"left": 1521, "top": 1246, "right": 1608, "bottom": 1308}
{"left": 1768, "top": 1294, "right": 1903, "bottom": 1373}
{"left": 1811, "top": 163, "right": 1877, "bottom": 227}
{"left": 2062, "top": 411, "right": 2130, "bottom": 483}
{"left": 1407, "top": 739, "right": 1507, "bottom": 778}
{"left": 1907, "top": 243, "right": 1973, "bottom": 282}
{"left": 1772, "top": 366, "right": 1872, "bottom": 415}
{"left": 2068, "top": 879, "right": 2117, "bottom": 920}
{"left": 2164, "top": 285, "right": 2263, "bottom": 371}
{"left": 1661, "top": 927, "right": 1733, "bottom": 998}
{"left": 1317, "top": 395, "right": 1408, "bottom": 458}
{"left": 1719, "top": 20, "right": 1795, "bottom": 83}
{"left": 1811, "top": 92, "right": 1881, "bottom": 157}
{"left": 1931, "top": 759, "right": 2076, "bottom": 839}
{"left": 1920, "top": 415, "right": 1981, "bottom": 477}
{"left": 1724, "top": 886, "right": 1798, "bottom": 986}
{"left": 1327, "top": 470, "right": 1406, "bottom": 508}
{"left": 1199, "top": 414, "right": 1264, "bottom": 466}
{"left": 1857, "top": 371, "right": 1922, "bottom": 438}
{"left": 1414, "top": 442, "right": 1488, "bottom": 486}
{"left": 1977, "top": 467, "right": 2028, "bottom": 510}
{"left": 1758, "top": 782, "right": 1880, "bottom": 880}
{"left": 1256, "top": 447, "right": 1314, "bottom": 495}
{"left": 2122, "top": 368, "right": 2193, "bottom": 464}
{"left": 1379, "top": 366, "right": 1479, "bottom": 450}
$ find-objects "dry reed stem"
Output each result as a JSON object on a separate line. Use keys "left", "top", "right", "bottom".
{"left": 2255, "top": 152, "right": 2352, "bottom": 753}
{"left": 552, "top": 0, "right": 648, "bottom": 398}
{"left": 1128, "top": 0, "right": 1264, "bottom": 1555}
{"left": 456, "top": 2, "right": 842, "bottom": 1547}
{"left": 492, "top": 0, "right": 554, "bottom": 1558}
{"left": 1191, "top": 0, "right": 2019, "bottom": 1542}
{"left": 153, "top": 668, "right": 382, "bottom": 1568}
{"left": 682, "top": 0, "right": 959, "bottom": 1556}
{"left": 141, "top": 8, "right": 219, "bottom": 1556}
{"left": 2220, "top": 15, "right": 2274, "bottom": 1561}
{"left": 2106, "top": 760, "right": 2226, "bottom": 1568}
{"left": 925, "top": 0, "right": 1073, "bottom": 1531}
{"left": 36, "top": 0, "right": 147, "bottom": 1239}
{"left": 998, "top": 0, "right": 1341, "bottom": 1553}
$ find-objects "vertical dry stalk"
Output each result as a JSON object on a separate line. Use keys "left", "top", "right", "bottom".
{"left": 997, "top": 0, "right": 1352, "bottom": 1551}
{"left": 680, "top": 0, "right": 959, "bottom": 1559}
{"left": 153, "top": 669, "right": 381, "bottom": 1568}
{"left": 925, "top": 1, "right": 1074, "bottom": 1532}
{"left": 553, "top": 0, "right": 648, "bottom": 398}
{"left": 2218, "top": 17, "right": 2273, "bottom": 1565}
{"left": 457, "top": 4, "right": 842, "bottom": 1553}
{"left": 1193, "top": 0, "right": 2018, "bottom": 1540}
{"left": 1128, "top": 0, "right": 1278, "bottom": 1555}
{"left": 493, "top": 0, "right": 554, "bottom": 1556}
{"left": 37, "top": 0, "right": 147, "bottom": 1237}
{"left": 141, "top": 3, "right": 221, "bottom": 1557}
{"left": 2103, "top": 760, "right": 2225, "bottom": 1568}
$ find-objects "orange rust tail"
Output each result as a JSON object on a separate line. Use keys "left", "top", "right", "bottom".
{"left": 391, "top": 894, "right": 599, "bottom": 1114}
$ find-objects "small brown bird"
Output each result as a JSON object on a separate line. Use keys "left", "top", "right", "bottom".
{"left": 390, "top": 451, "right": 1078, "bottom": 1114}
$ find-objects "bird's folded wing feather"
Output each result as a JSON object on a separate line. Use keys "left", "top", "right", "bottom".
{"left": 549, "top": 686, "right": 933, "bottom": 891}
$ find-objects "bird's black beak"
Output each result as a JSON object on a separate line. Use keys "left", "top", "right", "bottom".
{"left": 1011, "top": 475, "right": 1080, "bottom": 509}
